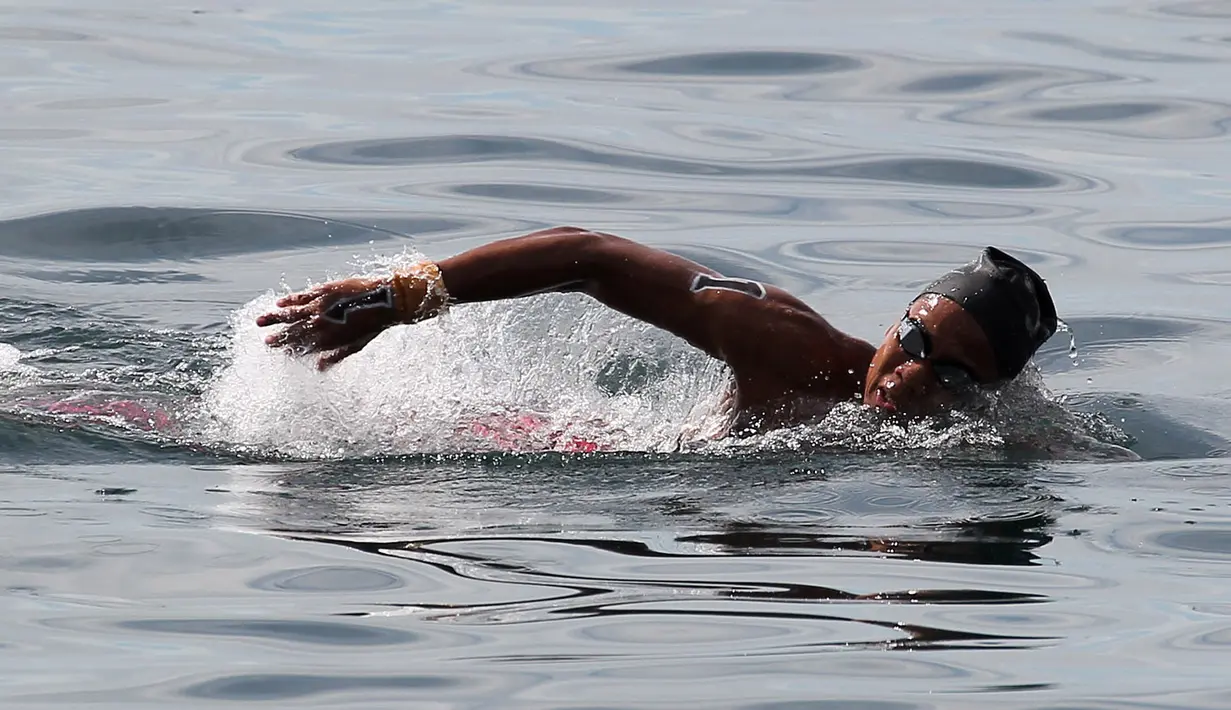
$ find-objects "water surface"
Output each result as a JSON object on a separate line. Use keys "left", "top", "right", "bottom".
{"left": 2, "top": 1, "right": 1231, "bottom": 708}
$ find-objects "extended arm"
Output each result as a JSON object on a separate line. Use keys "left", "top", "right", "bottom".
{"left": 256, "top": 227, "right": 867, "bottom": 400}
{"left": 438, "top": 226, "right": 753, "bottom": 356}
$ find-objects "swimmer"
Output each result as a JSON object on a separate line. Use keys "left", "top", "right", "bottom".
{"left": 256, "top": 227, "right": 1056, "bottom": 431}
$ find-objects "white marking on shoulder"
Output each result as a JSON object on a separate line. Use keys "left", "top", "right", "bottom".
{"left": 690, "top": 273, "right": 766, "bottom": 299}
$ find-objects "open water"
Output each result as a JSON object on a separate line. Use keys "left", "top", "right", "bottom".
{"left": 2, "top": 1, "right": 1231, "bottom": 707}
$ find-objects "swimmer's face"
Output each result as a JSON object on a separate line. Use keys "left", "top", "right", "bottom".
{"left": 863, "top": 295, "right": 999, "bottom": 416}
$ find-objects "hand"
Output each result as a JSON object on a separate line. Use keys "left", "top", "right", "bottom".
{"left": 256, "top": 276, "right": 401, "bottom": 370}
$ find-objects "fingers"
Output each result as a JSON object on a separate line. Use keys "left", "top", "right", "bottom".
{"left": 255, "top": 285, "right": 332, "bottom": 327}
{"left": 316, "top": 334, "right": 376, "bottom": 371}
{"left": 257, "top": 278, "right": 391, "bottom": 362}
{"left": 277, "top": 287, "right": 328, "bottom": 308}
{"left": 263, "top": 316, "right": 368, "bottom": 355}
{"left": 264, "top": 320, "right": 314, "bottom": 350}
{"left": 256, "top": 304, "right": 315, "bottom": 327}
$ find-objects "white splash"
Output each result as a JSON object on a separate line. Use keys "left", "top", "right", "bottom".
{"left": 196, "top": 285, "right": 732, "bottom": 458}
{"left": 0, "top": 343, "right": 39, "bottom": 382}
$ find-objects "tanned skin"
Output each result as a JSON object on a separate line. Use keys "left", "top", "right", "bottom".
{"left": 257, "top": 226, "right": 1001, "bottom": 429}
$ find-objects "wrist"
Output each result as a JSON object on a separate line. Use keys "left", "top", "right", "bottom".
{"left": 389, "top": 261, "right": 450, "bottom": 324}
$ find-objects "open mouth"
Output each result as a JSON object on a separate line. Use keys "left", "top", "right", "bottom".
{"left": 872, "top": 385, "right": 897, "bottom": 413}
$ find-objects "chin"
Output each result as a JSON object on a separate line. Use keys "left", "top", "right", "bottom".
{"left": 865, "top": 388, "right": 948, "bottom": 418}
{"left": 864, "top": 383, "right": 900, "bottom": 414}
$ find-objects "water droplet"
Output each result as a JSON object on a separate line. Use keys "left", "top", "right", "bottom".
{"left": 1057, "top": 318, "right": 1079, "bottom": 366}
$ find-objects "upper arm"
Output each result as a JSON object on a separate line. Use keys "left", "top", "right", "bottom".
{"left": 440, "top": 226, "right": 862, "bottom": 392}
{"left": 581, "top": 233, "right": 853, "bottom": 385}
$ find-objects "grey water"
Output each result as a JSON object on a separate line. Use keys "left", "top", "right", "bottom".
{"left": 2, "top": 1, "right": 1231, "bottom": 707}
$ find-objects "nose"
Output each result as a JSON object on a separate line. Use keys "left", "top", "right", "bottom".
{"left": 890, "top": 359, "right": 933, "bottom": 394}
{"left": 894, "top": 360, "right": 924, "bottom": 377}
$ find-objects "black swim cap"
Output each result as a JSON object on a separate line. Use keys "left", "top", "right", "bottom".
{"left": 919, "top": 247, "right": 1057, "bottom": 381}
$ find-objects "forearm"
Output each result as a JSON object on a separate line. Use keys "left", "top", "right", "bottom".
{"left": 436, "top": 227, "right": 597, "bottom": 303}
{"left": 433, "top": 226, "right": 724, "bottom": 353}
{"left": 437, "top": 226, "right": 715, "bottom": 305}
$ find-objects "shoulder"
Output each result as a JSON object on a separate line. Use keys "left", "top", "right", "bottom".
{"left": 698, "top": 281, "right": 872, "bottom": 390}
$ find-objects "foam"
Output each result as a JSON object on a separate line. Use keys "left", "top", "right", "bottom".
{"left": 197, "top": 280, "right": 732, "bottom": 458}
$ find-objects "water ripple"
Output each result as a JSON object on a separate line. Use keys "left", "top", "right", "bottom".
{"left": 449, "top": 182, "right": 632, "bottom": 205}
{"left": 1162, "top": 0, "right": 1231, "bottom": 16}
{"left": 421, "top": 181, "right": 794, "bottom": 219}
{"left": 0, "top": 208, "right": 466, "bottom": 263}
{"left": 778, "top": 240, "right": 1076, "bottom": 270}
{"left": 505, "top": 49, "right": 868, "bottom": 84}
{"left": 0, "top": 128, "right": 90, "bottom": 140}
{"left": 1034, "top": 315, "right": 1210, "bottom": 372}
{"left": 899, "top": 69, "right": 1046, "bottom": 94}
{"left": 738, "top": 698, "right": 925, "bottom": 703}
{"left": 0, "top": 26, "right": 93, "bottom": 42}
{"left": 301, "top": 534, "right": 1055, "bottom": 653}
{"left": 1098, "top": 222, "right": 1231, "bottom": 249}
{"left": 1150, "top": 528, "right": 1231, "bottom": 560}
{"left": 615, "top": 51, "right": 864, "bottom": 77}
{"left": 120, "top": 618, "right": 420, "bottom": 646}
{"left": 19, "top": 268, "right": 208, "bottom": 285}
{"left": 292, "top": 135, "right": 1068, "bottom": 190}
{"left": 1008, "top": 30, "right": 1220, "bottom": 63}
{"left": 180, "top": 673, "right": 459, "bottom": 701}
{"left": 35, "top": 96, "right": 168, "bottom": 111}
{"left": 938, "top": 95, "right": 1231, "bottom": 140}
{"left": 1032, "top": 102, "right": 1168, "bottom": 122}
{"left": 249, "top": 565, "right": 407, "bottom": 593}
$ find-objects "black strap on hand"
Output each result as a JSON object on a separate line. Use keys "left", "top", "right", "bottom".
{"left": 321, "top": 285, "right": 395, "bottom": 324}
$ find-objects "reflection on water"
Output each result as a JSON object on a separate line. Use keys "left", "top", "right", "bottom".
{"left": 295, "top": 531, "right": 1054, "bottom": 653}
{"left": 683, "top": 514, "right": 1054, "bottom": 567}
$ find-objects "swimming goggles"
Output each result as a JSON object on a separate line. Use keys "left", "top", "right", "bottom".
{"left": 896, "top": 316, "right": 982, "bottom": 393}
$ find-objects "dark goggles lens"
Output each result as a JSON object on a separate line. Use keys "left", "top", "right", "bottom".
{"left": 896, "top": 317, "right": 931, "bottom": 359}
{"left": 933, "top": 362, "right": 978, "bottom": 393}
{"left": 896, "top": 316, "right": 981, "bottom": 393}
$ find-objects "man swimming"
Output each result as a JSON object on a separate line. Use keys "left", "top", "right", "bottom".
{"left": 256, "top": 226, "right": 1057, "bottom": 431}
